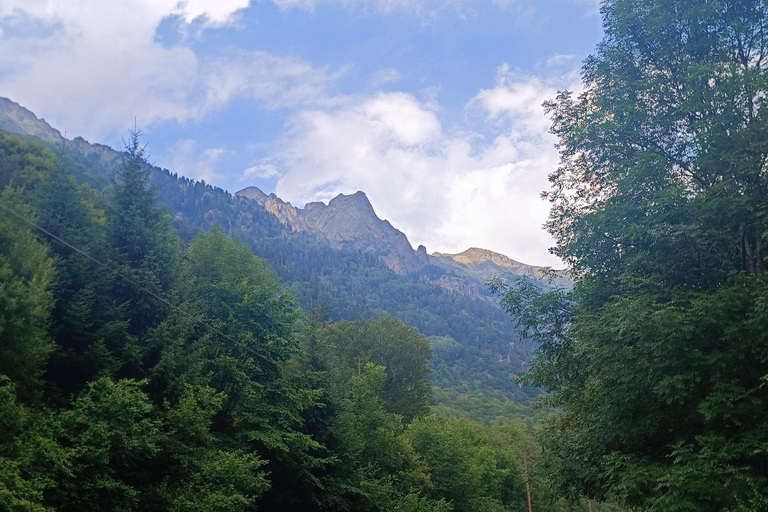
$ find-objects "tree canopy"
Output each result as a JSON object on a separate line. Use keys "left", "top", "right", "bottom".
{"left": 504, "top": 1, "right": 768, "bottom": 510}
{"left": 0, "top": 129, "right": 570, "bottom": 511}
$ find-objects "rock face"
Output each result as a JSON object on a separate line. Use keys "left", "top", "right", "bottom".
{"left": 431, "top": 248, "right": 572, "bottom": 292}
{"left": 237, "top": 187, "right": 310, "bottom": 233}
{"left": 236, "top": 187, "right": 429, "bottom": 275}
{"left": 0, "top": 98, "right": 64, "bottom": 143}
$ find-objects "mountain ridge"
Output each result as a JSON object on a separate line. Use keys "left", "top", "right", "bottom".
{"left": 237, "top": 186, "right": 430, "bottom": 275}
{"left": 0, "top": 96, "right": 566, "bottom": 289}
{"left": 0, "top": 97, "right": 64, "bottom": 143}
{"left": 0, "top": 96, "right": 558, "bottom": 408}
{"left": 0, "top": 95, "right": 565, "bottom": 291}
{"left": 237, "top": 185, "right": 570, "bottom": 294}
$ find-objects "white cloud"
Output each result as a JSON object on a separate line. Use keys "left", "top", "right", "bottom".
{"left": 173, "top": 0, "right": 252, "bottom": 25}
{"left": 267, "top": 0, "right": 532, "bottom": 19}
{"left": 243, "top": 163, "right": 281, "bottom": 179}
{"left": 255, "top": 65, "right": 579, "bottom": 266}
{"left": 202, "top": 51, "right": 340, "bottom": 111}
{"left": 165, "top": 138, "right": 226, "bottom": 183}
{"left": 371, "top": 68, "right": 403, "bottom": 87}
{"left": 0, "top": 0, "right": 336, "bottom": 143}
{"left": 545, "top": 53, "right": 576, "bottom": 67}
{"left": 0, "top": 0, "right": 549, "bottom": 145}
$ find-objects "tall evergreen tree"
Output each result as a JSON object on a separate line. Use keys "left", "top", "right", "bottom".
{"left": 0, "top": 189, "right": 55, "bottom": 399}
{"left": 108, "top": 129, "right": 180, "bottom": 339}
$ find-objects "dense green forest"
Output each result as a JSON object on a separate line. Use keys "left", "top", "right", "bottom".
{"left": 493, "top": 0, "right": 768, "bottom": 510}
{"left": 0, "top": 130, "right": 607, "bottom": 511}
{"left": 5, "top": 0, "right": 768, "bottom": 510}
{"left": 7, "top": 121, "right": 540, "bottom": 416}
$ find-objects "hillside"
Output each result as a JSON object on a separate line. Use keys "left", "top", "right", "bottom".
{"left": 236, "top": 185, "right": 568, "bottom": 298}
{"left": 0, "top": 96, "right": 568, "bottom": 409}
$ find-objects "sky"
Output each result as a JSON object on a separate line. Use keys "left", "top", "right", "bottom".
{"left": 0, "top": 0, "right": 603, "bottom": 267}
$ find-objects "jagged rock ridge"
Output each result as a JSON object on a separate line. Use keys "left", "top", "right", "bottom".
{"left": 238, "top": 187, "right": 571, "bottom": 292}
{"left": 237, "top": 186, "right": 429, "bottom": 275}
{"left": 0, "top": 97, "right": 64, "bottom": 143}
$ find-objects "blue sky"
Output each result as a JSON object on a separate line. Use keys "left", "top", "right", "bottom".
{"left": 0, "top": 0, "right": 603, "bottom": 266}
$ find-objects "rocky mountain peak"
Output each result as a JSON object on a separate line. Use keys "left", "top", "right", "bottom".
{"left": 0, "top": 97, "right": 64, "bottom": 144}
{"left": 328, "top": 190, "right": 375, "bottom": 211}
{"left": 236, "top": 187, "right": 428, "bottom": 275}
{"left": 436, "top": 247, "right": 527, "bottom": 268}
{"left": 238, "top": 186, "right": 269, "bottom": 202}
{"left": 237, "top": 186, "right": 308, "bottom": 233}
{"left": 431, "top": 247, "right": 571, "bottom": 292}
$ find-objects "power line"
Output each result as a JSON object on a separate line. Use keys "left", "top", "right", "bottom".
{"left": 0, "top": 201, "right": 276, "bottom": 367}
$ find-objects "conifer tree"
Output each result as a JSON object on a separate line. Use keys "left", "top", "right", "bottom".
{"left": 107, "top": 129, "right": 181, "bottom": 354}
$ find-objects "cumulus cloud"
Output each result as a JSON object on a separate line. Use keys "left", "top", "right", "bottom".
{"left": 243, "top": 163, "right": 281, "bottom": 179}
{"left": 255, "top": 65, "right": 579, "bottom": 266}
{"left": 0, "top": 0, "right": 544, "bottom": 143}
{"left": 165, "top": 139, "right": 228, "bottom": 183}
{"left": 0, "top": 0, "right": 336, "bottom": 143}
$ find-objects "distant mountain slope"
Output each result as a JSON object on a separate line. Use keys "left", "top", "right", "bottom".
{"left": 237, "top": 186, "right": 429, "bottom": 275}
{"left": 430, "top": 248, "right": 572, "bottom": 295}
{"left": 0, "top": 97, "right": 64, "bottom": 143}
{"left": 0, "top": 97, "right": 564, "bottom": 406}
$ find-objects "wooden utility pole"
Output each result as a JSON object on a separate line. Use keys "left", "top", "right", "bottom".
{"left": 588, "top": 499, "right": 594, "bottom": 512}
{"left": 523, "top": 456, "right": 533, "bottom": 512}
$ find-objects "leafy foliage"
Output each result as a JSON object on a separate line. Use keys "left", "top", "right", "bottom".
{"left": 0, "top": 128, "right": 558, "bottom": 511}
{"left": 499, "top": 1, "right": 768, "bottom": 509}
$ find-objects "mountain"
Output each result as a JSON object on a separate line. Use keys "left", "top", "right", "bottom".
{"left": 0, "top": 97, "right": 64, "bottom": 143}
{"left": 238, "top": 186, "right": 569, "bottom": 297}
{"left": 430, "top": 248, "right": 572, "bottom": 295}
{"left": 237, "top": 186, "right": 429, "bottom": 275}
{"left": 0, "top": 97, "right": 567, "bottom": 409}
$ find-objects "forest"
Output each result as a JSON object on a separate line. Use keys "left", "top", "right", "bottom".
{"left": 3, "top": 0, "right": 768, "bottom": 510}
{"left": 0, "top": 128, "right": 594, "bottom": 511}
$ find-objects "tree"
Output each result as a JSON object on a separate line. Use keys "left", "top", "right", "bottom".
{"left": 504, "top": 1, "right": 768, "bottom": 509}
{"left": 0, "top": 189, "right": 55, "bottom": 399}
{"left": 108, "top": 129, "right": 181, "bottom": 338}
{"left": 406, "top": 416, "right": 529, "bottom": 512}
{"left": 317, "top": 316, "right": 434, "bottom": 422}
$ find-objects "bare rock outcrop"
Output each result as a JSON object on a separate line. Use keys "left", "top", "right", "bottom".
{"left": 236, "top": 187, "right": 429, "bottom": 275}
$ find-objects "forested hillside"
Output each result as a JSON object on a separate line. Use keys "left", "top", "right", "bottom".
{"left": 0, "top": 96, "right": 549, "bottom": 413}
{"left": 0, "top": 128, "right": 611, "bottom": 511}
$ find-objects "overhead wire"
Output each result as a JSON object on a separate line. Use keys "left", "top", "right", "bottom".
{"left": 0, "top": 201, "right": 276, "bottom": 367}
